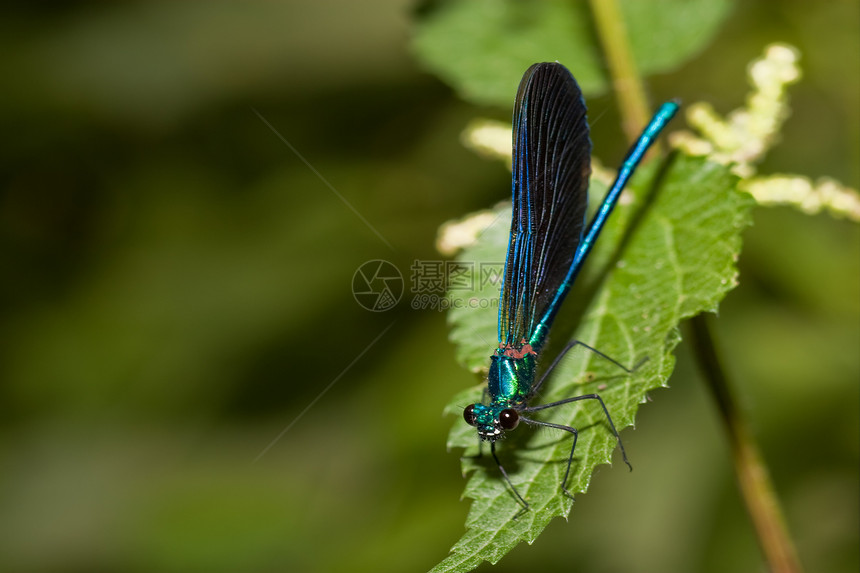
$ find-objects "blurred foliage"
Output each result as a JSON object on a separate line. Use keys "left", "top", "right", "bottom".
{"left": 413, "top": 0, "right": 733, "bottom": 105}
{"left": 0, "top": 1, "right": 857, "bottom": 573}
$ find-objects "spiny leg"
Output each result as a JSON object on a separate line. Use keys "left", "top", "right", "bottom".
{"left": 491, "top": 441, "right": 529, "bottom": 511}
{"left": 519, "top": 416, "right": 579, "bottom": 499}
{"left": 530, "top": 340, "right": 647, "bottom": 398}
{"left": 523, "top": 393, "right": 632, "bottom": 476}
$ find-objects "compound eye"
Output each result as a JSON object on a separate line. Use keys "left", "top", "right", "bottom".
{"left": 463, "top": 404, "right": 478, "bottom": 426}
{"left": 499, "top": 408, "right": 519, "bottom": 430}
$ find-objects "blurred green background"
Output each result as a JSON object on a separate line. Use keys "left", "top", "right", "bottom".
{"left": 0, "top": 1, "right": 857, "bottom": 572}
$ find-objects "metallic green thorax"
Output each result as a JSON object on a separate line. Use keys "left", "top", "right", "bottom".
{"left": 488, "top": 351, "right": 536, "bottom": 406}
{"left": 469, "top": 350, "right": 536, "bottom": 440}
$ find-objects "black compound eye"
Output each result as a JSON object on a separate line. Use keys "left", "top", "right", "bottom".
{"left": 463, "top": 404, "right": 477, "bottom": 426}
{"left": 499, "top": 408, "right": 519, "bottom": 430}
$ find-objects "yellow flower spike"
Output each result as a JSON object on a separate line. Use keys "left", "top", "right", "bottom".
{"left": 460, "top": 119, "right": 512, "bottom": 167}
{"left": 742, "top": 175, "right": 860, "bottom": 222}
{"left": 670, "top": 43, "right": 858, "bottom": 221}
{"left": 672, "top": 43, "right": 802, "bottom": 174}
{"left": 436, "top": 209, "right": 502, "bottom": 256}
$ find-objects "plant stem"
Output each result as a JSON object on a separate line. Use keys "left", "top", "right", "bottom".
{"left": 588, "top": 0, "right": 650, "bottom": 143}
{"left": 589, "top": 4, "right": 805, "bottom": 571}
{"left": 689, "top": 314, "right": 803, "bottom": 573}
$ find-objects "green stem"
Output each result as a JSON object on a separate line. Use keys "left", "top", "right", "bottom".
{"left": 689, "top": 315, "right": 803, "bottom": 573}
{"left": 588, "top": 0, "right": 650, "bottom": 143}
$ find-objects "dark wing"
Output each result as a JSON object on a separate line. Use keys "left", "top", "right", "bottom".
{"left": 497, "top": 62, "right": 592, "bottom": 348}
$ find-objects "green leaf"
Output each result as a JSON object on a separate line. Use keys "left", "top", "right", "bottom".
{"left": 433, "top": 154, "right": 754, "bottom": 572}
{"left": 412, "top": 0, "right": 734, "bottom": 106}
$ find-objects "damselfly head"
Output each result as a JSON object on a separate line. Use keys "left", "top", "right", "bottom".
{"left": 464, "top": 404, "right": 519, "bottom": 441}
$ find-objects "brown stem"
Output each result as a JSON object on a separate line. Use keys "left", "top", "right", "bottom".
{"left": 689, "top": 314, "right": 803, "bottom": 573}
